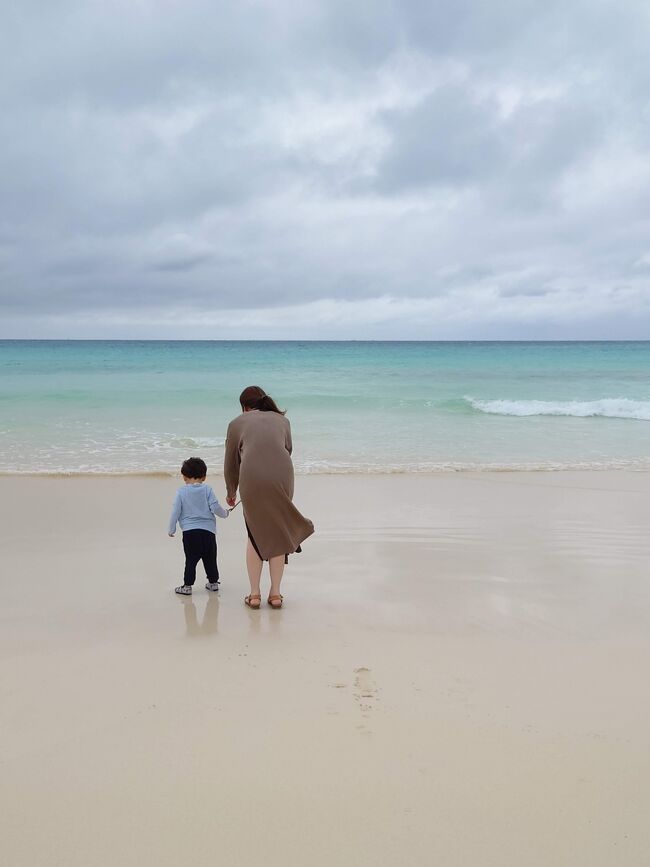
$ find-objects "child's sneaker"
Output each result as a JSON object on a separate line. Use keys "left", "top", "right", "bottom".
{"left": 205, "top": 581, "right": 220, "bottom": 592}
{"left": 175, "top": 585, "right": 192, "bottom": 596}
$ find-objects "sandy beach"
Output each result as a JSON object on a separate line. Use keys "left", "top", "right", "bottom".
{"left": 2, "top": 471, "right": 650, "bottom": 866}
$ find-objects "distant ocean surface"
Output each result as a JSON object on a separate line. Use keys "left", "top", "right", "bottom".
{"left": 1, "top": 340, "right": 649, "bottom": 475}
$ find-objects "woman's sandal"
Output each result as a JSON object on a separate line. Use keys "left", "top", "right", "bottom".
{"left": 244, "top": 594, "right": 261, "bottom": 609}
{"left": 267, "top": 594, "right": 283, "bottom": 609}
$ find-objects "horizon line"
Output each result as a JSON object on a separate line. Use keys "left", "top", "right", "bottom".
{"left": 1, "top": 338, "right": 649, "bottom": 344}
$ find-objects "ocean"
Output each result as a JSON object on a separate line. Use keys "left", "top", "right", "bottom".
{"left": 1, "top": 340, "right": 649, "bottom": 474}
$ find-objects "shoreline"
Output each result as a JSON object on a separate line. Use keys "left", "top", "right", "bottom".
{"left": 2, "top": 465, "right": 650, "bottom": 478}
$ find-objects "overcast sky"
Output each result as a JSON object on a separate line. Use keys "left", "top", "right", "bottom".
{"left": 1, "top": 0, "right": 649, "bottom": 339}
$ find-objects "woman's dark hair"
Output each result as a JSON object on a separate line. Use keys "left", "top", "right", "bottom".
{"left": 239, "top": 385, "right": 285, "bottom": 415}
{"left": 181, "top": 457, "right": 208, "bottom": 478}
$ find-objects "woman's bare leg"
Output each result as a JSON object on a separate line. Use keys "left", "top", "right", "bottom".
{"left": 246, "top": 539, "right": 263, "bottom": 596}
{"left": 269, "top": 555, "right": 285, "bottom": 599}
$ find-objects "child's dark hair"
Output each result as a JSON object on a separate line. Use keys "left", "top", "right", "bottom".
{"left": 181, "top": 457, "right": 207, "bottom": 479}
{"left": 239, "top": 385, "right": 285, "bottom": 415}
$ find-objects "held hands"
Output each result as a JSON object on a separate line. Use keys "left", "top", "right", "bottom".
{"left": 226, "top": 496, "right": 236, "bottom": 508}
{"left": 168, "top": 532, "right": 175, "bottom": 537}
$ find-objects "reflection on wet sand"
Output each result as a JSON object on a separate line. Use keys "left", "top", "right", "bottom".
{"left": 181, "top": 593, "right": 219, "bottom": 637}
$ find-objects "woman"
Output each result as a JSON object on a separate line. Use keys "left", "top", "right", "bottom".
{"left": 224, "top": 386, "right": 314, "bottom": 609}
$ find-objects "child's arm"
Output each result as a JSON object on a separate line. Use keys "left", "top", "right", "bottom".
{"left": 208, "top": 487, "right": 229, "bottom": 519}
{"left": 168, "top": 491, "right": 182, "bottom": 536}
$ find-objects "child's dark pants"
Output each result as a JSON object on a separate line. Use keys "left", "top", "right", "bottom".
{"left": 182, "top": 529, "right": 219, "bottom": 586}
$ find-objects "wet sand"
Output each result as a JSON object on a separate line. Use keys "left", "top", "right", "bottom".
{"left": 2, "top": 472, "right": 650, "bottom": 866}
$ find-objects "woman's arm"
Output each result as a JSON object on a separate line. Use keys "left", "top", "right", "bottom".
{"left": 223, "top": 421, "right": 240, "bottom": 499}
{"left": 285, "top": 419, "right": 293, "bottom": 455}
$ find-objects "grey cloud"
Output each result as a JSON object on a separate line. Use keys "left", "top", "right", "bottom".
{"left": 1, "top": 1, "right": 650, "bottom": 336}
{"left": 2, "top": 2, "right": 296, "bottom": 110}
{"left": 152, "top": 254, "right": 213, "bottom": 273}
{"left": 369, "top": 78, "right": 605, "bottom": 213}
{"left": 498, "top": 284, "right": 553, "bottom": 299}
{"left": 375, "top": 87, "right": 506, "bottom": 192}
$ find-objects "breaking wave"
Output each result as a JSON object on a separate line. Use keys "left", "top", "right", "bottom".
{"left": 466, "top": 397, "right": 650, "bottom": 421}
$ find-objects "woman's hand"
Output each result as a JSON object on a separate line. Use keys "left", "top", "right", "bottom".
{"left": 226, "top": 496, "right": 236, "bottom": 508}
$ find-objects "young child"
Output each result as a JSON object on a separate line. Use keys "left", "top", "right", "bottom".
{"left": 168, "top": 457, "right": 230, "bottom": 595}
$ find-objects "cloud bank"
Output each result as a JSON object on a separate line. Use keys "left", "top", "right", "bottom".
{"left": 1, "top": 0, "right": 649, "bottom": 338}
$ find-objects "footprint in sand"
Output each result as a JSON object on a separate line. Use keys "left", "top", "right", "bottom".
{"left": 353, "top": 667, "right": 378, "bottom": 715}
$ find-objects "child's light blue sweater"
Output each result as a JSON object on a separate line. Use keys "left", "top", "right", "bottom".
{"left": 168, "top": 483, "right": 229, "bottom": 535}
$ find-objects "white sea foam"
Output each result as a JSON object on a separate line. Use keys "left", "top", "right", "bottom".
{"left": 114, "top": 432, "right": 225, "bottom": 451}
{"left": 167, "top": 436, "right": 225, "bottom": 449}
{"left": 4, "top": 458, "right": 650, "bottom": 476}
{"left": 466, "top": 397, "right": 650, "bottom": 421}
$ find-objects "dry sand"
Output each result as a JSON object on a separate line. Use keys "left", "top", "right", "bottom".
{"left": 1, "top": 472, "right": 650, "bottom": 866}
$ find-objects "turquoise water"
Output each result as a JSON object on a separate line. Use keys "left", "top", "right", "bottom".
{"left": 1, "top": 340, "right": 649, "bottom": 473}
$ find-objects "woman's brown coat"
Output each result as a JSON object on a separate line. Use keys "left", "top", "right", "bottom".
{"left": 224, "top": 410, "right": 314, "bottom": 560}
